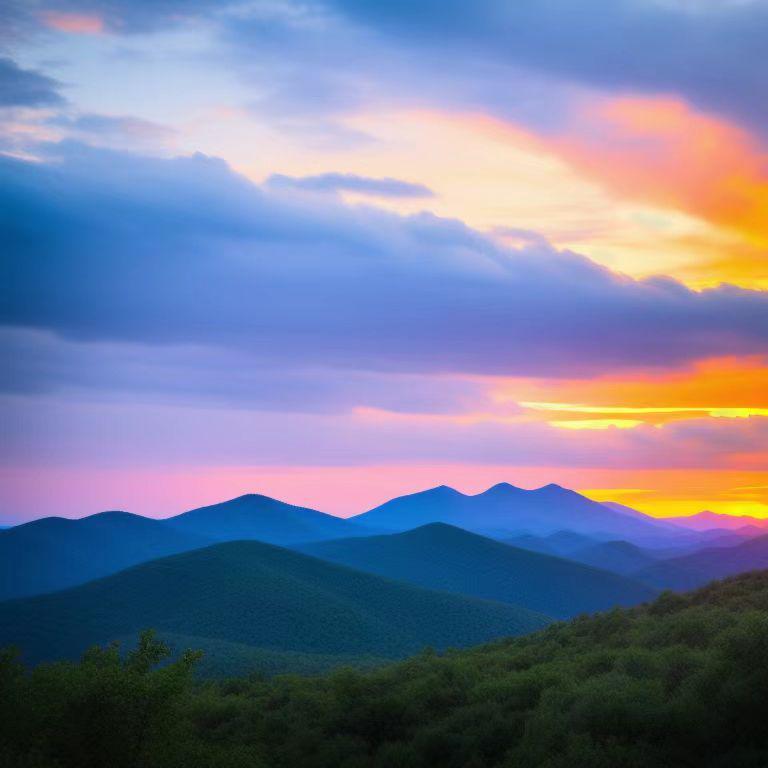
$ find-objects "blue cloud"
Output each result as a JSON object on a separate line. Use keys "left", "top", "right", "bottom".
{"left": 2, "top": 142, "right": 767, "bottom": 382}
{"left": 325, "top": 0, "right": 768, "bottom": 132}
{"left": 14, "top": 2, "right": 768, "bottom": 134}
{"left": 267, "top": 172, "right": 434, "bottom": 199}
{"left": 0, "top": 58, "right": 64, "bottom": 107}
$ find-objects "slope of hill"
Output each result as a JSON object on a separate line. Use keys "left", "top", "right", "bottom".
{"left": 299, "top": 523, "right": 656, "bottom": 618}
{"left": 0, "top": 540, "right": 548, "bottom": 669}
{"left": 0, "top": 512, "right": 211, "bottom": 601}
{"left": 6, "top": 570, "right": 768, "bottom": 768}
{"left": 568, "top": 539, "right": 660, "bottom": 576}
{"left": 353, "top": 483, "right": 674, "bottom": 541}
{"left": 166, "top": 493, "right": 360, "bottom": 545}
{"left": 636, "top": 532, "right": 768, "bottom": 591}
{"left": 503, "top": 530, "right": 599, "bottom": 557}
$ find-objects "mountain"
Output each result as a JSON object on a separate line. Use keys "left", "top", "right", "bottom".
{"left": 0, "top": 511, "right": 211, "bottom": 601}
{"left": 0, "top": 539, "right": 548, "bottom": 669}
{"left": 166, "top": 493, "right": 360, "bottom": 545}
{"left": 503, "top": 530, "right": 600, "bottom": 557}
{"left": 662, "top": 510, "right": 768, "bottom": 531}
{"left": 352, "top": 482, "right": 674, "bottom": 541}
{"left": 567, "top": 539, "right": 659, "bottom": 576}
{"left": 0, "top": 493, "right": 366, "bottom": 600}
{"left": 636, "top": 532, "right": 768, "bottom": 591}
{"left": 299, "top": 523, "right": 656, "bottom": 619}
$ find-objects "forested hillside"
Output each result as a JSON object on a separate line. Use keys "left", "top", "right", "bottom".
{"left": 4, "top": 571, "right": 768, "bottom": 767}
{"left": 0, "top": 540, "right": 546, "bottom": 670}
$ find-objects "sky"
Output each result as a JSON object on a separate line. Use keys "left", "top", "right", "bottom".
{"left": 1, "top": 0, "right": 767, "bottom": 522}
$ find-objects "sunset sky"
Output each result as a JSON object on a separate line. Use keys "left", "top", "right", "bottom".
{"left": 2, "top": 0, "right": 768, "bottom": 522}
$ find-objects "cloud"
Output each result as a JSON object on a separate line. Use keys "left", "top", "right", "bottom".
{"left": 11, "top": 2, "right": 768, "bottom": 138}
{"left": 266, "top": 172, "right": 435, "bottom": 199}
{"left": 2, "top": 142, "right": 768, "bottom": 380}
{"left": 39, "top": 11, "right": 104, "bottom": 34}
{"left": 0, "top": 58, "right": 64, "bottom": 108}
{"left": 325, "top": 0, "right": 768, "bottom": 134}
{"left": 0, "top": 328, "right": 483, "bottom": 415}
{"left": 49, "top": 112, "right": 176, "bottom": 148}
{"left": 2, "top": 391, "right": 766, "bottom": 471}
{"left": 27, "top": 0, "right": 229, "bottom": 34}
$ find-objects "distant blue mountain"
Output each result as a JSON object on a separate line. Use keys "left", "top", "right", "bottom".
{"left": 299, "top": 523, "right": 656, "bottom": 619}
{"left": 568, "top": 540, "right": 661, "bottom": 576}
{"left": 635, "top": 532, "right": 768, "bottom": 591}
{"left": 503, "top": 530, "right": 600, "bottom": 557}
{"left": 352, "top": 483, "right": 674, "bottom": 541}
{"left": 166, "top": 493, "right": 360, "bottom": 544}
{"left": 0, "top": 511, "right": 210, "bottom": 601}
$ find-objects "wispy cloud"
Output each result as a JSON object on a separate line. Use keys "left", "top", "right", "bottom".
{"left": 267, "top": 172, "right": 435, "bottom": 199}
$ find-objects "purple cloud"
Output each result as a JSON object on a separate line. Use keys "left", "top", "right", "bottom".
{"left": 267, "top": 172, "right": 434, "bottom": 199}
{"left": 2, "top": 392, "right": 765, "bottom": 471}
{"left": 2, "top": 142, "right": 767, "bottom": 382}
{"left": 0, "top": 58, "right": 64, "bottom": 108}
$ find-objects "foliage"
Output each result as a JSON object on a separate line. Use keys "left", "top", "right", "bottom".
{"left": 4, "top": 572, "right": 768, "bottom": 767}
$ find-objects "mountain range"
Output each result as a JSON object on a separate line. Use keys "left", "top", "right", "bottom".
{"left": 0, "top": 494, "right": 361, "bottom": 600}
{"left": 4, "top": 482, "right": 768, "bottom": 680}
{"left": 3, "top": 484, "right": 765, "bottom": 604}
{"left": 351, "top": 483, "right": 678, "bottom": 541}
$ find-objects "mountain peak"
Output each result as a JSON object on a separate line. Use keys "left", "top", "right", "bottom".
{"left": 426, "top": 484, "right": 461, "bottom": 495}
{"left": 480, "top": 482, "right": 524, "bottom": 495}
{"left": 536, "top": 483, "right": 568, "bottom": 493}
{"left": 228, "top": 493, "right": 275, "bottom": 504}
{"left": 87, "top": 510, "right": 134, "bottom": 518}
{"left": 403, "top": 522, "right": 467, "bottom": 536}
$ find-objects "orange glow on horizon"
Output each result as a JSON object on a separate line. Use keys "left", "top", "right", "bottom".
{"left": 490, "top": 356, "right": 768, "bottom": 426}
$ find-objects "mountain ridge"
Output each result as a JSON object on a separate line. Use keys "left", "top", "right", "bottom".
{"left": 352, "top": 483, "right": 675, "bottom": 541}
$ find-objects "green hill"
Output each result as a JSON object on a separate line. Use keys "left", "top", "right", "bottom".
{"left": 0, "top": 540, "right": 548, "bottom": 669}
{"left": 4, "top": 570, "right": 768, "bottom": 768}
{"left": 300, "top": 523, "right": 656, "bottom": 618}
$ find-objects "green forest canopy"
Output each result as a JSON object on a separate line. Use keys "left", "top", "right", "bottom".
{"left": 4, "top": 571, "right": 768, "bottom": 768}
